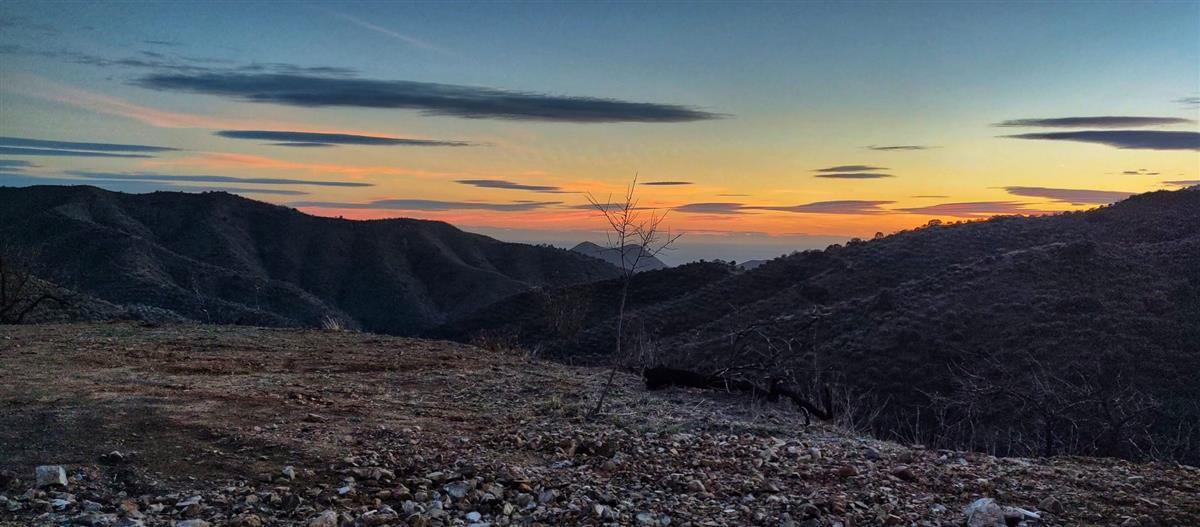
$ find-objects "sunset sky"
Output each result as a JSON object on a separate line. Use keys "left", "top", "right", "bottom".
{"left": 1, "top": 1, "right": 1197, "bottom": 263}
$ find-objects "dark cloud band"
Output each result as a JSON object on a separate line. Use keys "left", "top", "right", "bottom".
{"left": 0, "top": 146, "right": 154, "bottom": 158}
{"left": 136, "top": 73, "right": 723, "bottom": 123}
{"left": 815, "top": 165, "right": 886, "bottom": 173}
{"left": 0, "top": 135, "right": 177, "bottom": 152}
{"left": 814, "top": 173, "right": 894, "bottom": 179}
{"left": 1003, "top": 186, "right": 1133, "bottom": 205}
{"left": 641, "top": 181, "right": 693, "bottom": 186}
{"left": 455, "top": 179, "right": 563, "bottom": 192}
{"left": 674, "top": 200, "right": 893, "bottom": 215}
{"left": 866, "top": 145, "right": 933, "bottom": 151}
{"left": 1003, "top": 131, "right": 1200, "bottom": 150}
{"left": 216, "top": 130, "right": 472, "bottom": 147}
{"left": 995, "top": 116, "right": 1194, "bottom": 128}
{"left": 68, "top": 171, "right": 373, "bottom": 187}
{"left": 290, "top": 199, "right": 561, "bottom": 211}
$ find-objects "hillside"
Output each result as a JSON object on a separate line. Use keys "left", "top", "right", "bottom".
{"left": 0, "top": 185, "right": 618, "bottom": 334}
{"left": 571, "top": 242, "right": 668, "bottom": 272}
{"left": 1, "top": 323, "right": 1196, "bottom": 526}
{"left": 444, "top": 188, "right": 1200, "bottom": 463}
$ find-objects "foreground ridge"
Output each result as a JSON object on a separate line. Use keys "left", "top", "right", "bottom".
{"left": 1, "top": 323, "right": 1197, "bottom": 526}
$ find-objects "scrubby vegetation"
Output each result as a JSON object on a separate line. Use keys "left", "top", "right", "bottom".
{"left": 448, "top": 188, "right": 1200, "bottom": 464}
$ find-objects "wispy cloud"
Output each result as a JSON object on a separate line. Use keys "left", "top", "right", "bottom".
{"left": 0, "top": 135, "right": 177, "bottom": 153}
{"left": 1003, "top": 131, "right": 1200, "bottom": 150}
{"left": 455, "top": 179, "right": 564, "bottom": 192}
{"left": 0, "top": 159, "right": 38, "bottom": 170}
{"left": 135, "top": 72, "right": 724, "bottom": 123}
{"left": 0, "top": 172, "right": 309, "bottom": 196}
{"left": 898, "top": 201, "right": 1050, "bottom": 218}
{"left": 1177, "top": 97, "right": 1200, "bottom": 108}
{"left": 674, "top": 200, "right": 894, "bottom": 215}
{"left": 329, "top": 11, "right": 453, "bottom": 56}
{"left": 994, "top": 116, "right": 1194, "bottom": 128}
{"left": 4, "top": 74, "right": 334, "bottom": 130}
{"left": 673, "top": 202, "right": 747, "bottom": 215}
{"left": 0, "top": 146, "right": 154, "bottom": 158}
{"left": 814, "top": 173, "right": 894, "bottom": 179}
{"left": 215, "top": 130, "right": 473, "bottom": 147}
{"left": 641, "top": 181, "right": 693, "bottom": 186}
{"left": 1003, "top": 186, "right": 1133, "bottom": 205}
{"left": 1120, "top": 169, "right": 1159, "bottom": 176}
{"left": 866, "top": 145, "right": 934, "bottom": 151}
{"left": 753, "top": 200, "right": 894, "bottom": 214}
{"left": 815, "top": 165, "right": 887, "bottom": 172}
{"left": 1163, "top": 180, "right": 1199, "bottom": 186}
{"left": 290, "top": 199, "right": 561, "bottom": 212}
{"left": 67, "top": 171, "right": 374, "bottom": 188}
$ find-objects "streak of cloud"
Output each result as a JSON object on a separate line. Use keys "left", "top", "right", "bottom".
{"left": 329, "top": 11, "right": 454, "bottom": 56}
{"left": 1003, "top": 131, "right": 1200, "bottom": 150}
{"left": 290, "top": 199, "right": 561, "bottom": 212}
{"left": 815, "top": 165, "right": 886, "bottom": 172}
{"left": 67, "top": 171, "right": 374, "bottom": 188}
{"left": 866, "top": 145, "right": 934, "bottom": 151}
{"left": 1003, "top": 186, "right": 1133, "bottom": 205}
{"left": 215, "top": 130, "right": 473, "bottom": 147}
{"left": 897, "top": 201, "right": 1051, "bottom": 218}
{"left": 0, "top": 146, "right": 153, "bottom": 158}
{"left": 0, "top": 135, "right": 177, "bottom": 152}
{"left": 995, "top": 116, "right": 1194, "bottom": 128}
{"left": 455, "top": 179, "right": 564, "bottom": 192}
{"left": 814, "top": 173, "right": 894, "bottom": 179}
{"left": 641, "top": 181, "right": 693, "bottom": 186}
{"left": 135, "top": 72, "right": 724, "bottom": 123}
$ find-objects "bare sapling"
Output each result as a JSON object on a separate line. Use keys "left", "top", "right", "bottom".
{"left": 586, "top": 175, "right": 681, "bottom": 418}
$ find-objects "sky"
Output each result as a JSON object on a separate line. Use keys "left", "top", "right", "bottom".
{"left": 1, "top": 1, "right": 1197, "bottom": 264}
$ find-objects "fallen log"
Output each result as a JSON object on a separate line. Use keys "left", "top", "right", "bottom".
{"left": 642, "top": 366, "right": 833, "bottom": 421}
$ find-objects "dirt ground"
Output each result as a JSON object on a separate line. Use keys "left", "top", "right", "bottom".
{"left": 1, "top": 323, "right": 1197, "bottom": 526}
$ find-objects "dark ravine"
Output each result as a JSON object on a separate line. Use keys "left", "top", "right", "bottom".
{"left": 0, "top": 185, "right": 619, "bottom": 334}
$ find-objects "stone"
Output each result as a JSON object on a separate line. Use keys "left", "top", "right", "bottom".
{"left": 444, "top": 481, "right": 470, "bottom": 499}
{"left": 35, "top": 466, "right": 67, "bottom": 488}
{"left": 99, "top": 451, "right": 126, "bottom": 464}
{"left": 964, "top": 498, "right": 1006, "bottom": 527}
{"left": 835, "top": 465, "right": 858, "bottom": 478}
{"left": 307, "top": 510, "right": 338, "bottom": 527}
{"left": 687, "top": 480, "right": 706, "bottom": 493}
{"left": 231, "top": 514, "right": 263, "bottom": 527}
{"left": 466, "top": 511, "right": 482, "bottom": 521}
{"left": 1038, "top": 496, "right": 1065, "bottom": 515}
{"left": 891, "top": 465, "right": 916, "bottom": 481}
{"left": 176, "top": 521, "right": 210, "bottom": 527}
{"left": 281, "top": 466, "right": 296, "bottom": 480}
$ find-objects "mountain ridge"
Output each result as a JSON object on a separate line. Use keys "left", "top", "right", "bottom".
{"left": 0, "top": 185, "right": 620, "bottom": 334}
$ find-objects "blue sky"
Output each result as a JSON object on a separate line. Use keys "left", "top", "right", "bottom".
{"left": 2, "top": 1, "right": 1197, "bottom": 263}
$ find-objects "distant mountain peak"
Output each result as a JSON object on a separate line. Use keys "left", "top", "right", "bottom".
{"left": 570, "top": 241, "right": 668, "bottom": 272}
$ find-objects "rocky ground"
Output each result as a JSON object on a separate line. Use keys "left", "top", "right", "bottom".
{"left": 0, "top": 323, "right": 1197, "bottom": 527}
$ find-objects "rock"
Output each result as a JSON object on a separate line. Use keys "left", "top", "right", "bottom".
{"left": 444, "top": 481, "right": 470, "bottom": 499}
{"left": 281, "top": 466, "right": 296, "bottom": 480}
{"left": 176, "top": 521, "right": 210, "bottom": 527}
{"left": 35, "top": 465, "right": 68, "bottom": 488}
{"left": 964, "top": 498, "right": 1006, "bottom": 527}
{"left": 1038, "top": 496, "right": 1065, "bottom": 515}
{"left": 891, "top": 465, "right": 916, "bottom": 481}
{"left": 175, "top": 495, "right": 202, "bottom": 508}
{"left": 231, "top": 514, "right": 263, "bottom": 527}
{"left": 687, "top": 480, "right": 706, "bottom": 493}
{"left": 1004, "top": 506, "right": 1041, "bottom": 523}
{"left": 466, "top": 511, "right": 482, "bottom": 521}
{"left": 636, "top": 511, "right": 655, "bottom": 524}
{"left": 99, "top": 451, "right": 126, "bottom": 464}
{"left": 307, "top": 510, "right": 338, "bottom": 527}
{"left": 834, "top": 465, "right": 858, "bottom": 478}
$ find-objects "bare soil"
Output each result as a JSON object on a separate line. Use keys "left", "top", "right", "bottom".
{"left": 0, "top": 323, "right": 1196, "bottom": 526}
